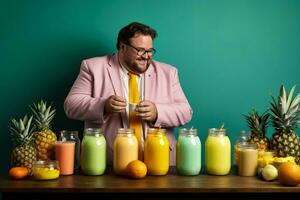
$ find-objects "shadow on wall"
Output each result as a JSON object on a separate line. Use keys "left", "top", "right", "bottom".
{"left": 0, "top": 36, "right": 113, "bottom": 175}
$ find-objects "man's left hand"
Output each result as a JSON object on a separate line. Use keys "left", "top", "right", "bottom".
{"left": 136, "top": 100, "right": 157, "bottom": 122}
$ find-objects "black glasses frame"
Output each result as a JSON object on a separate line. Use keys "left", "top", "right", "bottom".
{"left": 124, "top": 43, "right": 156, "bottom": 56}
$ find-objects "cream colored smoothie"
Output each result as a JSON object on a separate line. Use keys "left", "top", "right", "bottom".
{"left": 113, "top": 128, "right": 138, "bottom": 175}
{"left": 234, "top": 131, "right": 249, "bottom": 170}
{"left": 205, "top": 128, "right": 231, "bottom": 175}
{"left": 238, "top": 143, "right": 258, "bottom": 176}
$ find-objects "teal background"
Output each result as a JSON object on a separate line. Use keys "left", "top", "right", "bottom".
{"left": 1, "top": 0, "right": 300, "bottom": 177}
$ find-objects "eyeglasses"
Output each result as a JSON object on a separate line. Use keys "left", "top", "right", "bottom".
{"left": 124, "top": 43, "right": 156, "bottom": 57}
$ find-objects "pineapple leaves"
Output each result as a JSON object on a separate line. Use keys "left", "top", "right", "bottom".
{"left": 24, "top": 116, "right": 33, "bottom": 137}
{"left": 270, "top": 84, "right": 300, "bottom": 133}
{"left": 290, "top": 93, "right": 300, "bottom": 110}
{"left": 9, "top": 115, "right": 35, "bottom": 147}
{"left": 280, "top": 85, "right": 287, "bottom": 114}
{"left": 244, "top": 109, "right": 269, "bottom": 138}
{"left": 287, "top": 85, "right": 296, "bottom": 109}
{"left": 30, "top": 100, "right": 56, "bottom": 130}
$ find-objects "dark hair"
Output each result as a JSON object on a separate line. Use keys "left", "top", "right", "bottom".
{"left": 117, "top": 22, "right": 157, "bottom": 50}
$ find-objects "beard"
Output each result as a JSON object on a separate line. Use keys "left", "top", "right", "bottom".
{"left": 124, "top": 56, "right": 152, "bottom": 74}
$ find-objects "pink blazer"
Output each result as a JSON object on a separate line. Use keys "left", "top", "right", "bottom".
{"left": 64, "top": 54, "right": 193, "bottom": 166}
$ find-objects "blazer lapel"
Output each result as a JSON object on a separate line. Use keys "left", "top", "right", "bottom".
{"left": 107, "top": 54, "right": 124, "bottom": 97}
{"left": 107, "top": 54, "right": 127, "bottom": 127}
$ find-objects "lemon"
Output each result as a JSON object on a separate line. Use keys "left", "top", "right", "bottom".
{"left": 262, "top": 164, "right": 278, "bottom": 181}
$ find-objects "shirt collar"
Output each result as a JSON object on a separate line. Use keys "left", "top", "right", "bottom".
{"left": 118, "top": 53, "right": 141, "bottom": 77}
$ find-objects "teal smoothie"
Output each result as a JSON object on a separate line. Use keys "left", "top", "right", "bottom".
{"left": 81, "top": 129, "right": 106, "bottom": 175}
{"left": 176, "top": 128, "right": 201, "bottom": 175}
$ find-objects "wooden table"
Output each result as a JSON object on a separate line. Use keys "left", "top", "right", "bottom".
{"left": 1, "top": 167, "right": 300, "bottom": 200}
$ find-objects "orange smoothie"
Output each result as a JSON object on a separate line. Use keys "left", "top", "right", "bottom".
{"left": 144, "top": 128, "right": 169, "bottom": 175}
{"left": 205, "top": 128, "right": 231, "bottom": 175}
{"left": 113, "top": 129, "right": 138, "bottom": 175}
{"left": 55, "top": 141, "right": 75, "bottom": 175}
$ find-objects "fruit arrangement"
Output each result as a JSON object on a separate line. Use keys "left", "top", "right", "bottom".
{"left": 258, "top": 156, "right": 297, "bottom": 182}
{"left": 241, "top": 84, "right": 300, "bottom": 186}
{"left": 8, "top": 100, "right": 57, "bottom": 179}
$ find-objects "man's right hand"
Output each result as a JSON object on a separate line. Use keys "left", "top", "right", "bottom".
{"left": 104, "top": 95, "right": 127, "bottom": 114}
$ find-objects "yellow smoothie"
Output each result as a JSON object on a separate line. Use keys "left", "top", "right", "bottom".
{"left": 113, "top": 128, "right": 138, "bottom": 175}
{"left": 144, "top": 128, "right": 169, "bottom": 175}
{"left": 205, "top": 128, "right": 231, "bottom": 175}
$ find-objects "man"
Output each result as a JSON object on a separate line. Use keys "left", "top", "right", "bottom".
{"left": 64, "top": 22, "right": 192, "bottom": 166}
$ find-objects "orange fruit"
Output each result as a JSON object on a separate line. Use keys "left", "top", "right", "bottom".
{"left": 126, "top": 160, "right": 147, "bottom": 179}
{"left": 278, "top": 162, "right": 300, "bottom": 186}
{"left": 9, "top": 167, "right": 29, "bottom": 179}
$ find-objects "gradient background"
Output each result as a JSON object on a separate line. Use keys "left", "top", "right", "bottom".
{"left": 1, "top": 0, "right": 300, "bottom": 179}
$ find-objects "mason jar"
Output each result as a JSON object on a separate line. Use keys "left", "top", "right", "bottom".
{"left": 113, "top": 128, "right": 138, "bottom": 175}
{"left": 176, "top": 128, "right": 201, "bottom": 176}
{"left": 32, "top": 160, "right": 60, "bottom": 180}
{"left": 205, "top": 128, "right": 231, "bottom": 175}
{"left": 81, "top": 128, "right": 106, "bottom": 175}
{"left": 144, "top": 128, "right": 169, "bottom": 175}
{"left": 234, "top": 130, "right": 249, "bottom": 170}
{"left": 238, "top": 142, "right": 258, "bottom": 176}
{"left": 59, "top": 130, "right": 81, "bottom": 170}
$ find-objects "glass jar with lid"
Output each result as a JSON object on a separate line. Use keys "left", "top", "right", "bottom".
{"left": 81, "top": 128, "right": 106, "bottom": 175}
{"left": 144, "top": 128, "right": 169, "bottom": 175}
{"left": 32, "top": 160, "right": 60, "bottom": 180}
{"left": 113, "top": 128, "right": 138, "bottom": 175}
{"left": 234, "top": 130, "right": 250, "bottom": 170}
{"left": 176, "top": 128, "right": 201, "bottom": 176}
{"left": 238, "top": 142, "right": 258, "bottom": 176}
{"left": 59, "top": 130, "right": 81, "bottom": 171}
{"left": 205, "top": 128, "right": 231, "bottom": 175}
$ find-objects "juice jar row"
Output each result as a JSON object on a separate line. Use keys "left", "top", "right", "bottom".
{"left": 57, "top": 127, "right": 260, "bottom": 177}
{"left": 76, "top": 127, "right": 231, "bottom": 176}
{"left": 80, "top": 127, "right": 229, "bottom": 177}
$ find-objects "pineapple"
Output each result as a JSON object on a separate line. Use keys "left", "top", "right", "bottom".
{"left": 270, "top": 85, "right": 300, "bottom": 164}
{"left": 244, "top": 109, "right": 270, "bottom": 150}
{"left": 9, "top": 115, "right": 37, "bottom": 172}
{"left": 31, "top": 100, "right": 57, "bottom": 160}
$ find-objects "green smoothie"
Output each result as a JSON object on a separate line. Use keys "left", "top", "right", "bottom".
{"left": 81, "top": 128, "right": 106, "bottom": 175}
{"left": 176, "top": 128, "right": 201, "bottom": 176}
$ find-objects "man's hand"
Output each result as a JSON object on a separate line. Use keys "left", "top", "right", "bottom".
{"left": 136, "top": 100, "right": 158, "bottom": 122}
{"left": 104, "top": 95, "right": 126, "bottom": 114}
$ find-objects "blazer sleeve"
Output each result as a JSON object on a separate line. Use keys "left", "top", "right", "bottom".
{"left": 153, "top": 68, "right": 193, "bottom": 128}
{"left": 64, "top": 60, "right": 108, "bottom": 124}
